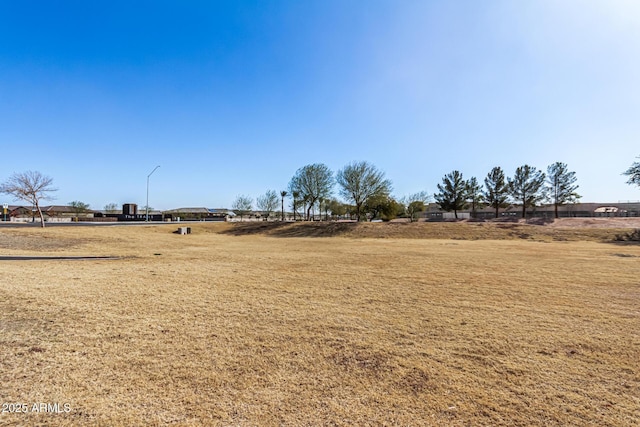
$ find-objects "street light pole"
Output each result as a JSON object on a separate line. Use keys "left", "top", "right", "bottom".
{"left": 146, "top": 165, "right": 160, "bottom": 222}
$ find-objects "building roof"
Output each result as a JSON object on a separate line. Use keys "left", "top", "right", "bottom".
{"left": 209, "top": 208, "right": 235, "bottom": 216}
{"left": 42, "top": 205, "right": 95, "bottom": 213}
{"left": 162, "top": 207, "right": 234, "bottom": 216}
{"left": 163, "top": 207, "right": 211, "bottom": 214}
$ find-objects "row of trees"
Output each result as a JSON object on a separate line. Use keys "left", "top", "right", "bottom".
{"left": 435, "top": 162, "right": 580, "bottom": 219}
{"left": 234, "top": 161, "right": 584, "bottom": 222}
{"left": 2, "top": 157, "right": 640, "bottom": 227}
{"left": 234, "top": 191, "right": 424, "bottom": 222}
{"left": 233, "top": 161, "right": 430, "bottom": 222}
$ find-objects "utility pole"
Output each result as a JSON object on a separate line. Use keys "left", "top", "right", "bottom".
{"left": 146, "top": 165, "right": 160, "bottom": 222}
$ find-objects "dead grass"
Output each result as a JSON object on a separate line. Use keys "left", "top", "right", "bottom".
{"left": 0, "top": 231, "right": 86, "bottom": 252}
{"left": 0, "top": 223, "right": 638, "bottom": 426}
{"left": 219, "top": 220, "right": 631, "bottom": 242}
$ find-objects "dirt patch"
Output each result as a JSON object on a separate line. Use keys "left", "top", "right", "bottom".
{"left": 0, "top": 231, "right": 86, "bottom": 251}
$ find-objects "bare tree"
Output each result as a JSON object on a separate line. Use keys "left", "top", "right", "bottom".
{"left": 336, "top": 161, "right": 391, "bottom": 221}
{"left": 232, "top": 195, "right": 253, "bottom": 221}
{"left": 256, "top": 190, "right": 279, "bottom": 221}
{"left": 104, "top": 202, "right": 119, "bottom": 214}
{"left": 0, "top": 171, "right": 57, "bottom": 228}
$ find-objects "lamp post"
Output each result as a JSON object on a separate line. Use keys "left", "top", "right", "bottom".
{"left": 146, "top": 165, "right": 160, "bottom": 222}
{"left": 2, "top": 203, "right": 7, "bottom": 222}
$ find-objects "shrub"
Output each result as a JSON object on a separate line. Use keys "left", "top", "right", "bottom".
{"left": 614, "top": 229, "right": 640, "bottom": 242}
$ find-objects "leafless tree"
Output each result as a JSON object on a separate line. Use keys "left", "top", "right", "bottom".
{"left": 104, "top": 202, "right": 119, "bottom": 214}
{"left": 0, "top": 171, "right": 57, "bottom": 227}
{"left": 256, "top": 190, "right": 279, "bottom": 221}
{"left": 232, "top": 195, "right": 253, "bottom": 221}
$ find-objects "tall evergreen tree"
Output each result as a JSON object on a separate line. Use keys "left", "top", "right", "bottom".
{"left": 546, "top": 162, "right": 580, "bottom": 218}
{"left": 434, "top": 170, "right": 468, "bottom": 219}
{"left": 508, "top": 165, "right": 546, "bottom": 218}
{"left": 256, "top": 190, "right": 279, "bottom": 221}
{"left": 483, "top": 166, "right": 509, "bottom": 218}
{"left": 466, "top": 177, "right": 483, "bottom": 218}
{"left": 623, "top": 156, "right": 640, "bottom": 188}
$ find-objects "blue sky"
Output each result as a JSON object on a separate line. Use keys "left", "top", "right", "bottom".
{"left": 1, "top": 0, "right": 639, "bottom": 210}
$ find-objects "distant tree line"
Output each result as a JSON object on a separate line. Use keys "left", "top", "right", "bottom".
{"left": 232, "top": 161, "right": 415, "bottom": 222}
{"left": 434, "top": 162, "right": 580, "bottom": 219}
{"left": 4, "top": 156, "right": 640, "bottom": 226}
{"left": 231, "top": 161, "right": 587, "bottom": 222}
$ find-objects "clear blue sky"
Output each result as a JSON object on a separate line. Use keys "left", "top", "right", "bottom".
{"left": 1, "top": 0, "right": 639, "bottom": 210}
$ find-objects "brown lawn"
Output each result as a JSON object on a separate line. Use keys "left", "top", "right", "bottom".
{"left": 0, "top": 221, "right": 638, "bottom": 426}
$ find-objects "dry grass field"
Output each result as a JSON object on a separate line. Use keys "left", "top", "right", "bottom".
{"left": 0, "top": 221, "right": 639, "bottom": 426}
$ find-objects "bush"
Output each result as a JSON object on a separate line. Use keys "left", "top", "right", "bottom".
{"left": 614, "top": 229, "right": 640, "bottom": 242}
